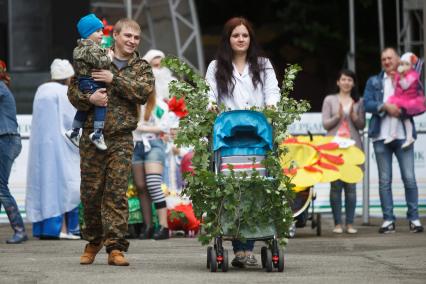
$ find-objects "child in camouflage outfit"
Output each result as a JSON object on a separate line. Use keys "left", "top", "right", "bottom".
{"left": 65, "top": 13, "right": 113, "bottom": 150}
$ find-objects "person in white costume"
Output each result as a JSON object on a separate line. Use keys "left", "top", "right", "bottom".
{"left": 26, "top": 59, "right": 81, "bottom": 240}
{"left": 142, "top": 49, "right": 176, "bottom": 102}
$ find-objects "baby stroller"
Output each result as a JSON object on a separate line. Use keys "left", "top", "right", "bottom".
{"left": 207, "top": 110, "right": 285, "bottom": 273}
{"left": 289, "top": 186, "right": 321, "bottom": 238}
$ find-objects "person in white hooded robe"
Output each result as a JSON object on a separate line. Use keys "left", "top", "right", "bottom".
{"left": 25, "top": 59, "right": 81, "bottom": 239}
{"left": 142, "top": 49, "right": 176, "bottom": 102}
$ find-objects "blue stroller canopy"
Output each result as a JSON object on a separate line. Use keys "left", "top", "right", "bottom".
{"left": 213, "top": 110, "right": 273, "bottom": 153}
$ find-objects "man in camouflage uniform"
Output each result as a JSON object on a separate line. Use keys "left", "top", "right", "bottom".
{"left": 67, "top": 18, "right": 154, "bottom": 266}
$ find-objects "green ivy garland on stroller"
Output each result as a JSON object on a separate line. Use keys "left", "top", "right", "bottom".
{"left": 207, "top": 110, "right": 285, "bottom": 272}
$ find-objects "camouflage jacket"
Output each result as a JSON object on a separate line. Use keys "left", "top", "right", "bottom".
{"left": 67, "top": 52, "right": 154, "bottom": 136}
{"left": 73, "top": 39, "right": 111, "bottom": 77}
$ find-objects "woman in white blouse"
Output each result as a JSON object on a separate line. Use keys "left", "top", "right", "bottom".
{"left": 205, "top": 16, "right": 280, "bottom": 268}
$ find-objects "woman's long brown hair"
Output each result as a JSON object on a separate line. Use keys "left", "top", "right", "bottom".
{"left": 215, "top": 17, "right": 265, "bottom": 98}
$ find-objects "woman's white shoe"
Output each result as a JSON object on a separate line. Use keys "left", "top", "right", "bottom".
{"left": 346, "top": 227, "right": 358, "bottom": 234}
{"left": 333, "top": 227, "right": 343, "bottom": 234}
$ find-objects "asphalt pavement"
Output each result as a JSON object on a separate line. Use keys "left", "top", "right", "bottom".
{"left": 0, "top": 216, "right": 425, "bottom": 284}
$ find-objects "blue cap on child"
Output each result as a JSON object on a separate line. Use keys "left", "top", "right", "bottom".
{"left": 77, "top": 13, "right": 104, "bottom": 39}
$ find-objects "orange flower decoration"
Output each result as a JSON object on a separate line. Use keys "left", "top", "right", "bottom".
{"left": 281, "top": 136, "right": 365, "bottom": 192}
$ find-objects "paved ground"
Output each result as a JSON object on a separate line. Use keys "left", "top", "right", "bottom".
{"left": 0, "top": 216, "right": 425, "bottom": 284}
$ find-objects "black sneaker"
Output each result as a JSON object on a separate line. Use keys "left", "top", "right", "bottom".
{"left": 153, "top": 226, "right": 169, "bottom": 240}
{"left": 378, "top": 222, "right": 395, "bottom": 234}
{"left": 409, "top": 221, "right": 424, "bottom": 233}
{"left": 231, "top": 254, "right": 246, "bottom": 268}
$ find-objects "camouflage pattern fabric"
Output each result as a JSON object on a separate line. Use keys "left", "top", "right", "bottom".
{"left": 73, "top": 39, "right": 111, "bottom": 78}
{"left": 79, "top": 131, "right": 133, "bottom": 252}
{"left": 67, "top": 51, "right": 154, "bottom": 252}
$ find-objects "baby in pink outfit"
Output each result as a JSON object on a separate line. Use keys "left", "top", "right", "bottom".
{"left": 386, "top": 52, "right": 426, "bottom": 148}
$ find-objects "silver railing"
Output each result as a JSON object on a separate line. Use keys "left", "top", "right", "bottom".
{"left": 362, "top": 131, "right": 370, "bottom": 225}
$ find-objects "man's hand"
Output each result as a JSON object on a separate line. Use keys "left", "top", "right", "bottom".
{"left": 383, "top": 102, "right": 401, "bottom": 117}
{"left": 89, "top": 88, "right": 108, "bottom": 107}
{"left": 92, "top": 70, "right": 114, "bottom": 84}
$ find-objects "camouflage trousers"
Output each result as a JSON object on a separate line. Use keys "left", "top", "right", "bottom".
{"left": 79, "top": 130, "right": 133, "bottom": 253}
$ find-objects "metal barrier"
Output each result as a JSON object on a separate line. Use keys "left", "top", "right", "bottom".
{"left": 362, "top": 132, "right": 370, "bottom": 224}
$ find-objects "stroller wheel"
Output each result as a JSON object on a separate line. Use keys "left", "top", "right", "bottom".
{"left": 260, "top": 246, "right": 267, "bottom": 268}
{"left": 311, "top": 216, "right": 316, "bottom": 229}
{"left": 277, "top": 248, "right": 285, "bottom": 272}
{"left": 206, "top": 246, "right": 212, "bottom": 269}
{"left": 221, "top": 249, "right": 229, "bottom": 272}
{"left": 265, "top": 249, "right": 273, "bottom": 272}
{"left": 209, "top": 248, "right": 218, "bottom": 272}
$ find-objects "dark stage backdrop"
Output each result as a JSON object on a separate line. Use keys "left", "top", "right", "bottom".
{"left": 2, "top": 0, "right": 89, "bottom": 72}
{"left": 196, "top": 0, "right": 398, "bottom": 111}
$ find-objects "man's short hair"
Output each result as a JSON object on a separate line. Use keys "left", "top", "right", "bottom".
{"left": 381, "top": 46, "right": 399, "bottom": 57}
{"left": 113, "top": 18, "right": 141, "bottom": 34}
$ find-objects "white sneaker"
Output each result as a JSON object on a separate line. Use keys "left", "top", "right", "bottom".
{"left": 89, "top": 132, "right": 107, "bottom": 151}
{"left": 65, "top": 129, "right": 81, "bottom": 147}
{"left": 401, "top": 138, "right": 415, "bottom": 149}
{"left": 59, "top": 232, "right": 81, "bottom": 240}
{"left": 333, "top": 226, "right": 343, "bottom": 234}
{"left": 346, "top": 227, "right": 358, "bottom": 234}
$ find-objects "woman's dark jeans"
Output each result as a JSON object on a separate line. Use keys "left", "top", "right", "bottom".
{"left": 0, "top": 134, "right": 25, "bottom": 233}
{"left": 232, "top": 240, "right": 255, "bottom": 253}
{"left": 72, "top": 77, "right": 107, "bottom": 130}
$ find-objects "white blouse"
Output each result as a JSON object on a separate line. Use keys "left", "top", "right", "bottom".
{"left": 205, "top": 58, "right": 280, "bottom": 110}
